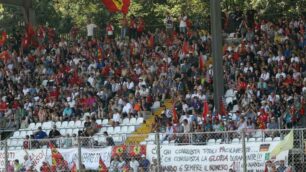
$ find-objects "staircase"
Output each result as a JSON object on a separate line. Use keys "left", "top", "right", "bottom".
{"left": 125, "top": 99, "right": 173, "bottom": 145}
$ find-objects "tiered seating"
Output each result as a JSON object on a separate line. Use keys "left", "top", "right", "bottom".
{"left": 7, "top": 117, "right": 145, "bottom": 148}
{"left": 92, "top": 117, "right": 143, "bottom": 145}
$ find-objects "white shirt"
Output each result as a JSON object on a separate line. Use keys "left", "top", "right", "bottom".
{"left": 151, "top": 101, "right": 161, "bottom": 110}
{"left": 260, "top": 72, "right": 270, "bottom": 81}
{"left": 23, "top": 88, "right": 29, "bottom": 95}
{"left": 68, "top": 100, "right": 76, "bottom": 108}
{"left": 139, "top": 88, "right": 149, "bottom": 97}
{"left": 179, "top": 16, "right": 187, "bottom": 27}
{"left": 276, "top": 72, "right": 286, "bottom": 79}
{"left": 243, "top": 66, "right": 253, "bottom": 73}
{"left": 130, "top": 160, "right": 139, "bottom": 172}
{"left": 122, "top": 103, "right": 132, "bottom": 114}
{"left": 87, "top": 77, "right": 95, "bottom": 87}
{"left": 291, "top": 57, "right": 300, "bottom": 63}
{"left": 23, "top": 158, "right": 32, "bottom": 171}
{"left": 128, "top": 81, "right": 134, "bottom": 90}
{"left": 112, "top": 113, "right": 121, "bottom": 123}
{"left": 86, "top": 23, "right": 97, "bottom": 36}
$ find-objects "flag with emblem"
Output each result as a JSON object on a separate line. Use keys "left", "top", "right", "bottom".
{"left": 129, "top": 145, "right": 146, "bottom": 156}
{"left": 101, "top": 0, "right": 131, "bottom": 14}
{"left": 98, "top": 156, "right": 108, "bottom": 172}
{"left": 49, "top": 142, "right": 68, "bottom": 170}
{"left": 49, "top": 143, "right": 63, "bottom": 165}
{"left": 111, "top": 145, "right": 127, "bottom": 157}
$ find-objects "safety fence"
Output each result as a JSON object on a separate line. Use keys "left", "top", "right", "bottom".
{"left": 0, "top": 128, "right": 305, "bottom": 172}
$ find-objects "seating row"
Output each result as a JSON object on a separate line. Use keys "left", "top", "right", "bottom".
{"left": 25, "top": 117, "right": 144, "bottom": 130}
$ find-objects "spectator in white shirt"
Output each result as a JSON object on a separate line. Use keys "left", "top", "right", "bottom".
{"left": 183, "top": 119, "right": 191, "bottom": 133}
{"left": 130, "top": 157, "right": 139, "bottom": 172}
{"left": 139, "top": 85, "right": 149, "bottom": 97}
{"left": 138, "top": 77, "right": 146, "bottom": 88}
{"left": 275, "top": 69, "right": 286, "bottom": 79}
{"left": 237, "top": 117, "right": 247, "bottom": 132}
{"left": 86, "top": 20, "right": 97, "bottom": 38}
{"left": 112, "top": 109, "right": 121, "bottom": 125}
{"left": 179, "top": 14, "right": 187, "bottom": 33}
{"left": 260, "top": 69, "right": 270, "bottom": 81}
{"left": 122, "top": 102, "right": 132, "bottom": 114}
{"left": 163, "top": 123, "right": 174, "bottom": 141}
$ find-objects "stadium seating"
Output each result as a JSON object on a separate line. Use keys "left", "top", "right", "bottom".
{"left": 7, "top": 116, "right": 145, "bottom": 149}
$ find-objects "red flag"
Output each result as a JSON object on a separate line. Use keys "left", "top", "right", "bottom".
{"left": 0, "top": 32, "right": 7, "bottom": 46}
{"left": 0, "top": 51, "right": 10, "bottom": 62}
{"left": 98, "top": 156, "right": 108, "bottom": 172}
{"left": 182, "top": 41, "right": 189, "bottom": 55}
{"left": 220, "top": 98, "right": 227, "bottom": 116}
{"left": 71, "top": 161, "right": 77, "bottom": 172}
{"left": 172, "top": 106, "right": 179, "bottom": 124}
{"left": 97, "top": 47, "right": 103, "bottom": 60}
{"left": 148, "top": 34, "right": 154, "bottom": 48}
{"left": 27, "top": 24, "right": 35, "bottom": 38}
{"left": 111, "top": 145, "right": 127, "bottom": 157}
{"left": 129, "top": 145, "right": 146, "bottom": 156}
{"left": 199, "top": 53, "right": 204, "bottom": 70}
{"left": 202, "top": 100, "right": 209, "bottom": 123}
{"left": 101, "top": 0, "right": 131, "bottom": 14}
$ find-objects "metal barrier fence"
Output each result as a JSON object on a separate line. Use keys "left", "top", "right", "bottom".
{"left": 0, "top": 128, "right": 305, "bottom": 172}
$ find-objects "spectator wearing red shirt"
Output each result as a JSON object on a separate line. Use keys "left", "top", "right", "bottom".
{"left": 0, "top": 99, "right": 8, "bottom": 113}
{"left": 137, "top": 17, "right": 145, "bottom": 38}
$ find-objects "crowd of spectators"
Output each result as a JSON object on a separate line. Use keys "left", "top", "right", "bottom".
{"left": 0, "top": 9, "right": 305, "bottom": 147}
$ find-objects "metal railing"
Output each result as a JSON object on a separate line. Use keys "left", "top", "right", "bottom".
{"left": 0, "top": 128, "right": 305, "bottom": 172}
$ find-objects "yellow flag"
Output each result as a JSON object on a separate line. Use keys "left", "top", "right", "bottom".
{"left": 271, "top": 130, "right": 294, "bottom": 157}
{"left": 112, "top": 0, "right": 123, "bottom": 10}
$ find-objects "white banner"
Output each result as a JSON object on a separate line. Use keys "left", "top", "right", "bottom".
{"left": 0, "top": 147, "right": 112, "bottom": 172}
{"left": 80, "top": 147, "right": 112, "bottom": 169}
{"left": 147, "top": 142, "right": 288, "bottom": 172}
{"left": 0, "top": 149, "right": 46, "bottom": 172}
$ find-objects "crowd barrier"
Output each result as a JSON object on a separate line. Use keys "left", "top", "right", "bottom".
{"left": 0, "top": 128, "right": 305, "bottom": 172}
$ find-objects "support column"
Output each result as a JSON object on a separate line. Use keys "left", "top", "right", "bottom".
{"left": 210, "top": 0, "right": 224, "bottom": 114}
